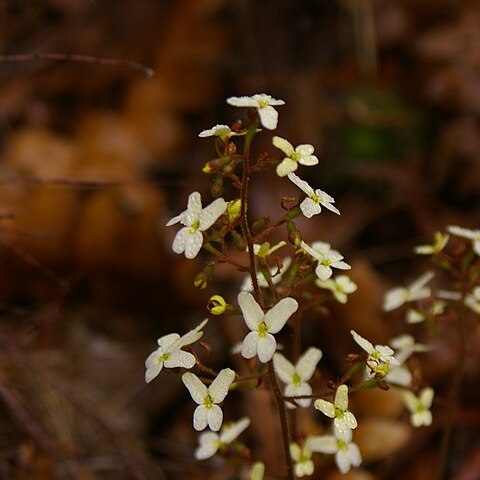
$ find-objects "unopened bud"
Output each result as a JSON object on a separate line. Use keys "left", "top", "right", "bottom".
{"left": 231, "top": 230, "right": 247, "bottom": 251}
{"left": 211, "top": 177, "right": 223, "bottom": 197}
{"left": 227, "top": 198, "right": 242, "bottom": 222}
{"left": 207, "top": 295, "right": 228, "bottom": 315}
{"left": 251, "top": 218, "right": 268, "bottom": 235}
{"left": 193, "top": 265, "right": 213, "bottom": 289}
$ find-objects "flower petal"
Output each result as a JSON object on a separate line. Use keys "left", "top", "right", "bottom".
{"left": 145, "top": 361, "right": 163, "bottom": 383}
{"left": 226, "top": 96, "right": 257, "bottom": 108}
{"left": 351, "top": 330, "right": 374, "bottom": 355}
{"left": 209, "top": 368, "right": 235, "bottom": 403}
{"left": 193, "top": 405, "right": 209, "bottom": 431}
{"left": 207, "top": 404, "right": 223, "bottom": 431}
{"left": 199, "top": 197, "right": 227, "bottom": 231}
{"left": 164, "top": 350, "right": 196, "bottom": 369}
{"left": 195, "top": 432, "right": 220, "bottom": 460}
{"left": 334, "top": 385, "right": 349, "bottom": 411}
{"left": 272, "top": 136, "right": 294, "bottom": 156}
{"left": 420, "top": 387, "right": 434, "bottom": 408}
{"left": 307, "top": 435, "right": 337, "bottom": 454}
{"left": 276, "top": 158, "right": 298, "bottom": 177}
{"left": 220, "top": 417, "right": 251, "bottom": 444}
{"left": 273, "top": 353, "right": 296, "bottom": 384}
{"left": 185, "top": 192, "right": 202, "bottom": 224}
{"left": 258, "top": 105, "right": 278, "bottom": 130}
{"left": 184, "top": 230, "right": 204, "bottom": 259}
{"left": 287, "top": 172, "right": 314, "bottom": 196}
{"left": 285, "top": 382, "right": 312, "bottom": 408}
{"left": 257, "top": 334, "right": 277, "bottom": 362}
{"left": 241, "top": 331, "right": 259, "bottom": 359}
{"left": 300, "top": 198, "right": 321, "bottom": 218}
{"left": 238, "top": 291, "right": 264, "bottom": 330}
{"left": 182, "top": 372, "right": 208, "bottom": 404}
{"left": 265, "top": 297, "right": 298, "bottom": 333}
{"left": 157, "top": 333, "right": 181, "bottom": 349}
{"left": 171, "top": 227, "right": 189, "bottom": 255}
{"left": 314, "top": 399, "right": 335, "bottom": 418}
{"left": 296, "top": 347, "right": 322, "bottom": 380}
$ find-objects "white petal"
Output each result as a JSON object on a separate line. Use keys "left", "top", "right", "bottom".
{"left": 195, "top": 432, "right": 220, "bottom": 460}
{"left": 420, "top": 387, "right": 434, "bottom": 408}
{"left": 295, "top": 144, "right": 315, "bottom": 156}
{"left": 157, "top": 333, "right": 181, "bottom": 349}
{"left": 241, "top": 331, "right": 259, "bottom": 359}
{"left": 473, "top": 239, "right": 480, "bottom": 256}
{"left": 238, "top": 291, "right": 264, "bottom": 330}
{"left": 276, "top": 158, "right": 298, "bottom": 177}
{"left": 334, "top": 385, "right": 349, "bottom": 411}
{"left": 314, "top": 399, "right": 335, "bottom": 418}
{"left": 447, "top": 225, "right": 477, "bottom": 240}
{"left": 209, "top": 368, "right": 235, "bottom": 403}
{"left": 184, "top": 230, "right": 204, "bottom": 259}
{"left": 346, "top": 443, "right": 362, "bottom": 468}
{"left": 350, "top": 330, "right": 374, "bottom": 354}
{"left": 145, "top": 362, "right": 163, "bottom": 383}
{"left": 226, "top": 96, "right": 257, "bottom": 107}
{"left": 177, "top": 319, "right": 208, "bottom": 347}
{"left": 273, "top": 353, "right": 296, "bottom": 384}
{"left": 185, "top": 192, "right": 202, "bottom": 224}
{"left": 307, "top": 435, "right": 337, "bottom": 454}
{"left": 182, "top": 372, "right": 208, "bottom": 404}
{"left": 300, "top": 198, "right": 321, "bottom": 218}
{"left": 290, "top": 443, "right": 302, "bottom": 462}
{"left": 287, "top": 172, "right": 314, "bottom": 196}
{"left": 220, "top": 417, "right": 251, "bottom": 444}
{"left": 198, "top": 124, "right": 231, "bottom": 138}
{"left": 166, "top": 212, "right": 185, "bottom": 227}
{"left": 409, "top": 271, "right": 435, "bottom": 293}
{"left": 265, "top": 297, "right": 298, "bottom": 333}
{"left": 285, "top": 382, "right": 312, "bottom": 408}
{"left": 257, "top": 334, "right": 277, "bottom": 362}
{"left": 199, "top": 198, "right": 227, "bottom": 231}
{"left": 193, "top": 405, "right": 209, "bottom": 431}
{"left": 258, "top": 106, "right": 278, "bottom": 130}
{"left": 296, "top": 347, "right": 322, "bottom": 380}
{"left": 383, "top": 287, "right": 408, "bottom": 311}
{"left": 171, "top": 227, "right": 189, "bottom": 255}
{"left": 207, "top": 404, "right": 223, "bottom": 431}
{"left": 272, "top": 136, "right": 294, "bottom": 156}
{"left": 315, "top": 264, "right": 332, "bottom": 281}
{"left": 164, "top": 350, "right": 196, "bottom": 369}
{"left": 403, "top": 391, "right": 418, "bottom": 413}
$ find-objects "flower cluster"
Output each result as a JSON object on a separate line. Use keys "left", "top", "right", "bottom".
{"left": 142, "top": 94, "right": 476, "bottom": 478}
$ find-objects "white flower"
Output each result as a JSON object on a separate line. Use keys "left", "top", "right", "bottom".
{"left": 227, "top": 94, "right": 285, "bottom": 130}
{"left": 406, "top": 300, "right": 446, "bottom": 324}
{"left": 309, "top": 428, "right": 362, "bottom": 474}
{"left": 199, "top": 124, "right": 239, "bottom": 141}
{"left": 414, "top": 231, "right": 449, "bottom": 255}
{"left": 316, "top": 275, "right": 357, "bottom": 304}
{"left": 287, "top": 173, "right": 339, "bottom": 217}
{"left": 465, "top": 286, "right": 480, "bottom": 314}
{"left": 195, "top": 417, "right": 250, "bottom": 460}
{"left": 253, "top": 241, "right": 287, "bottom": 258}
{"left": 390, "top": 334, "right": 431, "bottom": 365}
{"left": 273, "top": 347, "right": 322, "bottom": 409}
{"left": 350, "top": 330, "right": 399, "bottom": 377}
{"left": 273, "top": 137, "right": 319, "bottom": 177}
{"left": 145, "top": 319, "right": 208, "bottom": 383}
{"left": 182, "top": 368, "right": 236, "bottom": 431}
{"left": 290, "top": 442, "right": 314, "bottom": 477}
{"left": 241, "top": 257, "right": 292, "bottom": 292}
{"left": 314, "top": 385, "right": 357, "bottom": 434}
{"left": 238, "top": 291, "right": 298, "bottom": 363}
{"left": 447, "top": 225, "right": 480, "bottom": 256}
{"left": 383, "top": 271, "right": 435, "bottom": 312}
{"left": 403, "top": 387, "right": 434, "bottom": 427}
{"left": 166, "top": 192, "right": 227, "bottom": 259}
{"left": 300, "top": 240, "right": 351, "bottom": 281}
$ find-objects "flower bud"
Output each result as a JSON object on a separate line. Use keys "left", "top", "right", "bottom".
{"left": 227, "top": 198, "right": 242, "bottom": 222}
{"left": 251, "top": 218, "right": 268, "bottom": 235}
{"left": 207, "top": 295, "right": 228, "bottom": 315}
{"left": 193, "top": 265, "right": 213, "bottom": 289}
{"left": 231, "top": 230, "right": 247, "bottom": 251}
{"left": 211, "top": 177, "right": 223, "bottom": 197}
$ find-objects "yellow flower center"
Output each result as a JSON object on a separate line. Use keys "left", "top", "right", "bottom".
{"left": 204, "top": 395, "right": 214, "bottom": 409}
{"left": 292, "top": 373, "right": 302, "bottom": 387}
{"left": 258, "top": 322, "right": 268, "bottom": 337}
{"left": 189, "top": 220, "right": 200, "bottom": 234}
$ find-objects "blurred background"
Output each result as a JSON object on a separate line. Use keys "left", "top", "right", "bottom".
{"left": 0, "top": 0, "right": 479, "bottom": 479}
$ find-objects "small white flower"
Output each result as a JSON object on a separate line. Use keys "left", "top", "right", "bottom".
{"left": 227, "top": 94, "right": 285, "bottom": 130}
{"left": 414, "top": 231, "right": 449, "bottom": 255}
{"left": 314, "top": 385, "right": 357, "bottom": 434}
{"left": 273, "top": 347, "right": 322, "bottom": 409}
{"left": 300, "top": 241, "right": 351, "bottom": 281}
{"left": 253, "top": 241, "right": 287, "bottom": 258}
{"left": 238, "top": 291, "right": 298, "bottom": 363}
{"left": 182, "top": 368, "right": 236, "bottom": 431}
{"left": 465, "top": 286, "right": 480, "bottom": 314}
{"left": 350, "top": 330, "right": 399, "bottom": 377}
{"left": 195, "top": 417, "right": 250, "bottom": 460}
{"left": 403, "top": 387, "right": 434, "bottom": 427}
{"left": 290, "top": 441, "right": 314, "bottom": 477}
{"left": 287, "top": 173, "right": 339, "bottom": 217}
{"left": 447, "top": 225, "right": 480, "bottom": 256}
{"left": 273, "top": 137, "right": 319, "bottom": 177}
{"left": 241, "top": 257, "right": 292, "bottom": 292}
{"left": 199, "top": 124, "right": 239, "bottom": 141}
{"left": 166, "top": 192, "right": 227, "bottom": 259}
{"left": 145, "top": 319, "right": 208, "bottom": 383}
{"left": 383, "top": 271, "right": 435, "bottom": 312}
{"left": 390, "top": 334, "right": 431, "bottom": 365}
{"left": 309, "top": 428, "right": 362, "bottom": 474}
{"left": 406, "top": 300, "right": 446, "bottom": 324}
{"left": 316, "top": 275, "right": 357, "bottom": 304}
